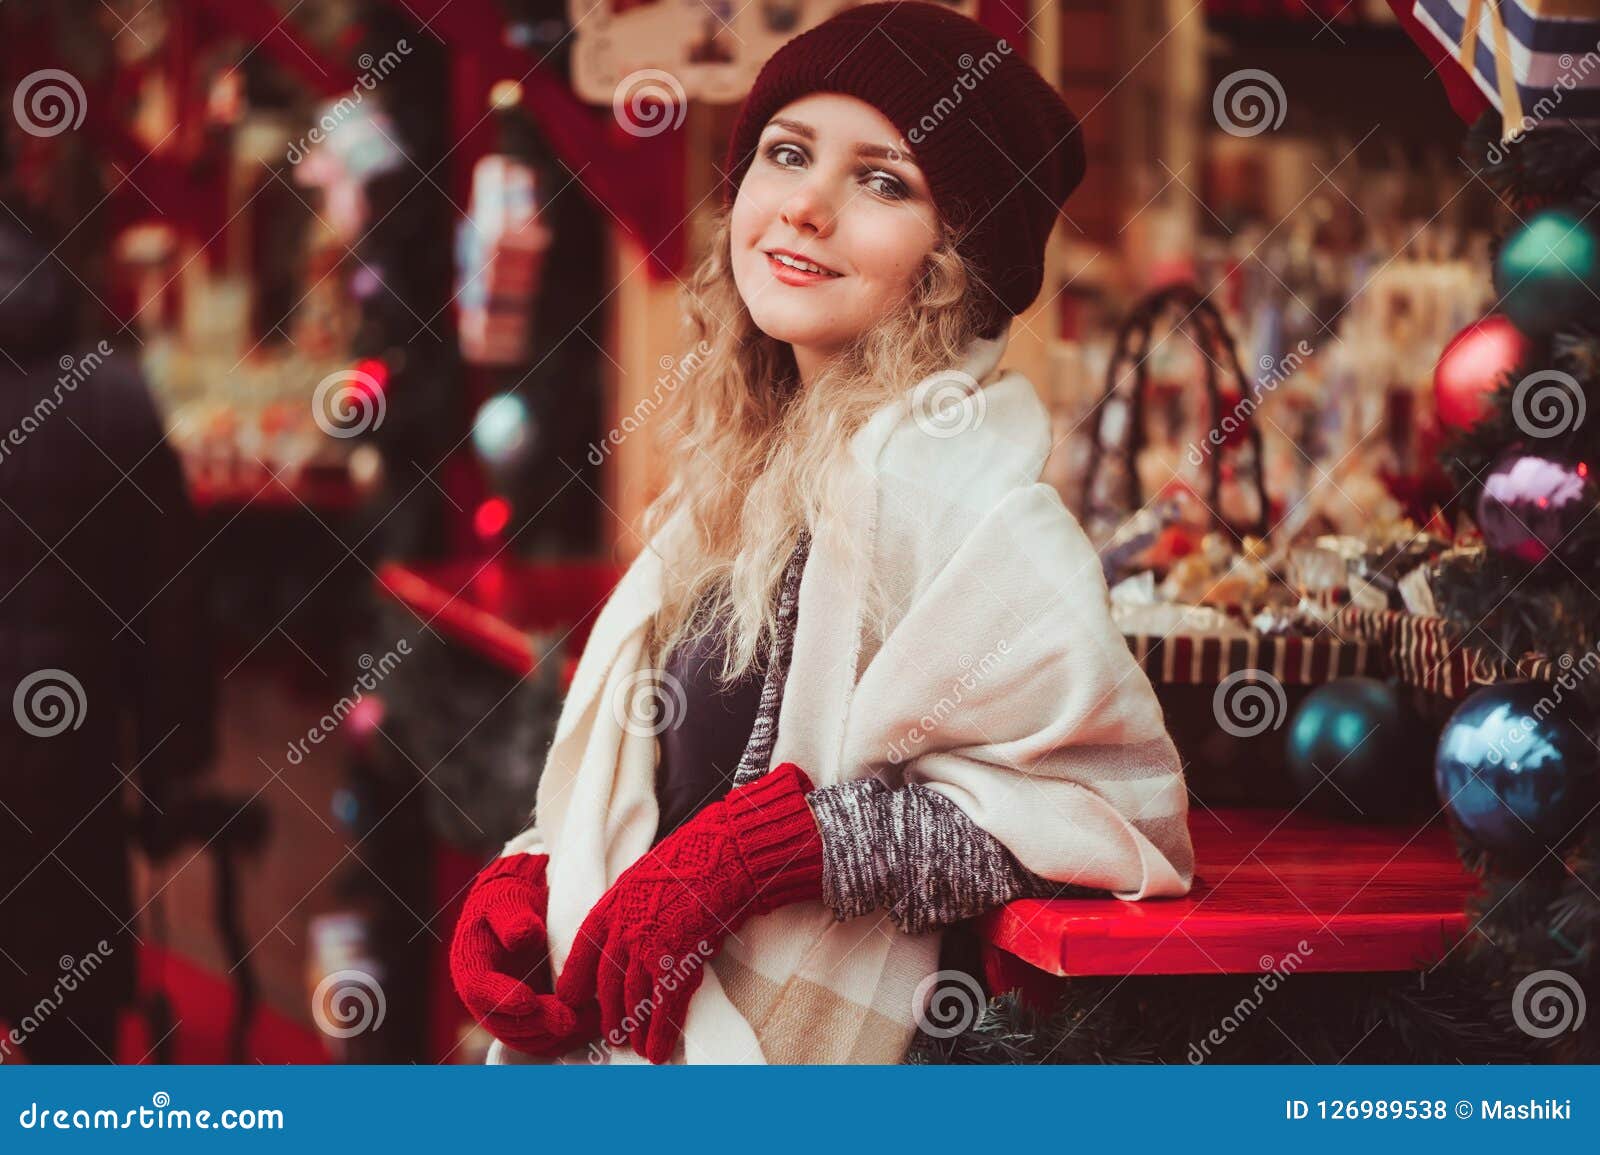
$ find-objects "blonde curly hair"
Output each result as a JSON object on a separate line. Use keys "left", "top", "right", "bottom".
{"left": 639, "top": 203, "right": 990, "bottom": 685}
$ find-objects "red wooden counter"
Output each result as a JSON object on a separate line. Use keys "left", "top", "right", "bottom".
{"left": 978, "top": 806, "right": 1479, "bottom": 1004}
{"left": 376, "top": 559, "right": 1482, "bottom": 996}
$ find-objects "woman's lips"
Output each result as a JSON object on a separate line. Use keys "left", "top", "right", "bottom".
{"left": 764, "top": 250, "right": 843, "bottom": 286}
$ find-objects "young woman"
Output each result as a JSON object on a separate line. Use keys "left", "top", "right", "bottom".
{"left": 450, "top": 0, "right": 1194, "bottom": 1066}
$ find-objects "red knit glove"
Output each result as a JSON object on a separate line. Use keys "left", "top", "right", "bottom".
{"left": 556, "top": 762, "right": 824, "bottom": 1064}
{"left": 449, "top": 852, "right": 599, "bottom": 1056}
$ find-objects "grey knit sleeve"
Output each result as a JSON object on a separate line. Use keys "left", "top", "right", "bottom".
{"left": 804, "top": 778, "right": 1103, "bottom": 935}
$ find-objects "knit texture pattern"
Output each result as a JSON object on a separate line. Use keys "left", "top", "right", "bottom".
{"left": 555, "top": 762, "right": 824, "bottom": 1062}
{"left": 450, "top": 851, "right": 601, "bottom": 1056}
{"left": 807, "top": 778, "right": 1102, "bottom": 934}
{"left": 578, "top": 762, "right": 822, "bottom": 943}
{"left": 730, "top": 527, "right": 1081, "bottom": 933}
{"left": 453, "top": 852, "right": 554, "bottom": 994}
{"left": 733, "top": 528, "right": 811, "bottom": 788}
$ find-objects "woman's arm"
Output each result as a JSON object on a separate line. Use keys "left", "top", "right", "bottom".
{"left": 807, "top": 778, "right": 1097, "bottom": 934}
{"left": 840, "top": 482, "right": 1195, "bottom": 905}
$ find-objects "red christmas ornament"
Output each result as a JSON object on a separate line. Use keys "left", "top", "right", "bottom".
{"left": 1432, "top": 315, "right": 1529, "bottom": 434}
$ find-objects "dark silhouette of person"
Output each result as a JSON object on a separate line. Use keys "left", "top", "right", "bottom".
{"left": 0, "top": 197, "right": 216, "bottom": 1063}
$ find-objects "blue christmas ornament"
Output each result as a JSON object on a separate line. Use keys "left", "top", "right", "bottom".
{"left": 471, "top": 393, "right": 533, "bottom": 468}
{"left": 1434, "top": 681, "right": 1598, "bottom": 856}
{"left": 1285, "top": 677, "right": 1434, "bottom": 820}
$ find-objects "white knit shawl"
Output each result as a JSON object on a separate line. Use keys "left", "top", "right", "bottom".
{"left": 487, "top": 327, "right": 1193, "bottom": 1065}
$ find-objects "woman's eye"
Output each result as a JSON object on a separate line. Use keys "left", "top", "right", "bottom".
{"left": 766, "top": 142, "right": 806, "bottom": 168}
{"left": 864, "top": 170, "right": 909, "bottom": 200}
{"left": 760, "top": 143, "right": 909, "bottom": 200}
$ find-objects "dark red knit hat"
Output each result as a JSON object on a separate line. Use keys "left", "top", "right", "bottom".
{"left": 723, "top": 1, "right": 1086, "bottom": 336}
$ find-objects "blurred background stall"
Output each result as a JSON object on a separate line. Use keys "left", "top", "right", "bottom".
{"left": 2, "top": 0, "right": 1595, "bottom": 1066}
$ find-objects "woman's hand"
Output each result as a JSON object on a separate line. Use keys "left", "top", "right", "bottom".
{"left": 450, "top": 852, "right": 599, "bottom": 1057}
{"left": 556, "top": 762, "right": 825, "bottom": 1064}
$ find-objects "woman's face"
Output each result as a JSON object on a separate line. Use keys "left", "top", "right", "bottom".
{"left": 730, "top": 92, "right": 942, "bottom": 380}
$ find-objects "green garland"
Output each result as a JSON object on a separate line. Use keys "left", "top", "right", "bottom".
{"left": 907, "top": 967, "right": 1532, "bottom": 1065}
{"left": 1437, "top": 118, "right": 1600, "bottom": 665}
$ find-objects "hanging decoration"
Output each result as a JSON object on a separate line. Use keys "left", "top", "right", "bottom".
{"left": 1435, "top": 680, "right": 1599, "bottom": 857}
{"left": 1431, "top": 315, "right": 1529, "bottom": 434}
{"left": 1493, "top": 210, "right": 1600, "bottom": 335}
{"left": 456, "top": 155, "right": 552, "bottom": 366}
{"left": 1475, "top": 451, "right": 1594, "bottom": 565}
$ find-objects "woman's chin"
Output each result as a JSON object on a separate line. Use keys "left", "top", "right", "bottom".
{"left": 747, "top": 311, "right": 854, "bottom": 352}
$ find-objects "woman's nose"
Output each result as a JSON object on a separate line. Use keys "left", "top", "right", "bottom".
{"left": 779, "top": 178, "right": 836, "bottom": 237}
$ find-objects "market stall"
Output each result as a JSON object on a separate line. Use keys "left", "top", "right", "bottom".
{"left": 4, "top": 0, "right": 1596, "bottom": 1069}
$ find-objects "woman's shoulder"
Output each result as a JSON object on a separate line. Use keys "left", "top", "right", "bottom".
{"left": 876, "top": 366, "right": 1053, "bottom": 511}
{"left": 868, "top": 367, "right": 1063, "bottom": 618}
